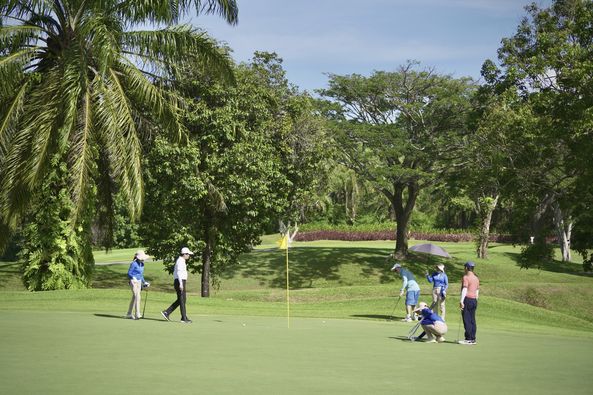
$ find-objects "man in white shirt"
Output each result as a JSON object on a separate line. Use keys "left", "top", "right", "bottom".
{"left": 161, "top": 247, "right": 194, "bottom": 323}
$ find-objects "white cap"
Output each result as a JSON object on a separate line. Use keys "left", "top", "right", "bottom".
{"left": 413, "top": 302, "right": 429, "bottom": 312}
{"left": 391, "top": 263, "right": 401, "bottom": 271}
{"left": 180, "top": 247, "right": 194, "bottom": 255}
{"left": 135, "top": 250, "right": 149, "bottom": 261}
{"left": 436, "top": 264, "right": 445, "bottom": 271}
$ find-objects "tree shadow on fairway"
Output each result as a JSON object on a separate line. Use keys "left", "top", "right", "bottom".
{"left": 222, "top": 245, "right": 471, "bottom": 290}
{"left": 503, "top": 251, "right": 591, "bottom": 277}
{"left": 222, "top": 247, "right": 401, "bottom": 289}
{"left": 0, "top": 261, "right": 20, "bottom": 281}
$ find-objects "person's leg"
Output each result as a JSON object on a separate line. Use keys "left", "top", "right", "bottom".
{"left": 422, "top": 324, "right": 437, "bottom": 341}
{"left": 431, "top": 287, "right": 439, "bottom": 308}
{"left": 434, "top": 321, "right": 448, "bottom": 342}
{"left": 165, "top": 279, "right": 181, "bottom": 314}
{"left": 466, "top": 298, "right": 477, "bottom": 341}
{"left": 127, "top": 281, "right": 135, "bottom": 317}
{"left": 179, "top": 279, "right": 188, "bottom": 320}
{"left": 461, "top": 299, "right": 471, "bottom": 340}
{"left": 132, "top": 280, "right": 142, "bottom": 318}
{"left": 438, "top": 290, "right": 446, "bottom": 321}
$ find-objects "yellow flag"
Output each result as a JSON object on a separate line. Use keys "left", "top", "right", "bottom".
{"left": 277, "top": 234, "right": 289, "bottom": 250}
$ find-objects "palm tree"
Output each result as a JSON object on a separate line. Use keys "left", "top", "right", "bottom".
{"left": 0, "top": 0, "right": 238, "bottom": 249}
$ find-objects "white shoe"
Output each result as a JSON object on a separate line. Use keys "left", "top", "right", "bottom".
{"left": 125, "top": 313, "right": 134, "bottom": 319}
{"left": 425, "top": 339, "right": 437, "bottom": 343}
{"left": 401, "top": 316, "right": 412, "bottom": 322}
{"left": 437, "top": 337, "right": 446, "bottom": 343}
{"left": 458, "top": 340, "right": 476, "bottom": 345}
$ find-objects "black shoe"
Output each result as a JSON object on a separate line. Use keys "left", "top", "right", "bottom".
{"left": 161, "top": 311, "right": 170, "bottom": 321}
{"left": 181, "top": 319, "right": 192, "bottom": 324}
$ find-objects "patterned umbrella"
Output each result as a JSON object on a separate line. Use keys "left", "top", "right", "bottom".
{"left": 409, "top": 243, "right": 451, "bottom": 258}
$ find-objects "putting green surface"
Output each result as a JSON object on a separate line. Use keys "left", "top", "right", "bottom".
{"left": 1, "top": 310, "right": 592, "bottom": 395}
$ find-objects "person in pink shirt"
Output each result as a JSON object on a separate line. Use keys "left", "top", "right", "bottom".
{"left": 458, "top": 261, "right": 480, "bottom": 345}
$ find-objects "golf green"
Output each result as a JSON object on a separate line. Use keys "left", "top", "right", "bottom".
{"left": 1, "top": 310, "right": 592, "bottom": 394}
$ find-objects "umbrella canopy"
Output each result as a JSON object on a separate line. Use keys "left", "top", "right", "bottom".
{"left": 409, "top": 243, "right": 451, "bottom": 258}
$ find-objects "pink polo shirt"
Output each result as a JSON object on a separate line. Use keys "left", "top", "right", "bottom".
{"left": 462, "top": 272, "right": 479, "bottom": 298}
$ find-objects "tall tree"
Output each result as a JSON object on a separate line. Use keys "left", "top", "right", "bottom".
{"left": 0, "top": 0, "right": 238, "bottom": 288}
{"left": 485, "top": 0, "right": 593, "bottom": 261}
{"left": 321, "top": 62, "right": 475, "bottom": 257}
{"left": 142, "top": 53, "right": 328, "bottom": 297}
{"left": 0, "top": 0, "right": 237, "bottom": 243}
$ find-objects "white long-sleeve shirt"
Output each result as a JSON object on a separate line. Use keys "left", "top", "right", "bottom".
{"left": 173, "top": 256, "right": 188, "bottom": 281}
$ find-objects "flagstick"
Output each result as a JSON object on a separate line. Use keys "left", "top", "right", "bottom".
{"left": 286, "top": 246, "right": 290, "bottom": 328}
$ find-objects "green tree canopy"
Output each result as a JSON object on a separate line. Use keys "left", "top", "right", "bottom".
{"left": 0, "top": 0, "right": 238, "bottom": 250}
{"left": 320, "top": 62, "right": 476, "bottom": 256}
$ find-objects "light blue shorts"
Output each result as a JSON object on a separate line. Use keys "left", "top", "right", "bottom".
{"left": 406, "top": 290, "right": 420, "bottom": 306}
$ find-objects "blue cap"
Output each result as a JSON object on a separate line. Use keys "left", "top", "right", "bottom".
{"left": 464, "top": 261, "right": 475, "bottom": 268}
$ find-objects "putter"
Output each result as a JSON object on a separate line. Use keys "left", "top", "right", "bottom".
{"left": 457, "top": 310, "right": 463, "bottom": 342}
{"left": 389, "top": 296, "right": 402, "bottom": 320}
{"left": 142, "top": 287, "right": 148, "bottom": 318}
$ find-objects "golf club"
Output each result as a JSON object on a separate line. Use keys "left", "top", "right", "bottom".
{"left": 389, "top": 296, "right": 402, "bottom": 320}
{"left": 142, "top": 286, "right": 148, "bottom": 318}
{"left": 457, "top": 309, "right": 463, "bottom": 342}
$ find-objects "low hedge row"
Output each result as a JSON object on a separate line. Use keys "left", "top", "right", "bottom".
{"left": 294, "top": 230, "right": 517, "bottom": 243}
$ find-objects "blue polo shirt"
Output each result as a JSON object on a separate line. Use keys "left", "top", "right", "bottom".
{"left": 127, "top": 259, "right": 145, "bottom": 282}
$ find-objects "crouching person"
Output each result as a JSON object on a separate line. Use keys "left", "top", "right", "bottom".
{"left": 414, "top": 302, "right": 448, "bottom": 343}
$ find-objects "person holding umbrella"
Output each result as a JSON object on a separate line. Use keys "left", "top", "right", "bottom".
{"left": 426, "top": 263, "right": 448, "bottom": 320}
{"left": 126, "top": 250, "right": 150, "bottom": 320}
{"left": 391, "top": 263, "right": 421, "bottom": 322}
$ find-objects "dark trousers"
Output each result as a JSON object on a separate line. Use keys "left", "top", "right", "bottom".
{"left": 461, "top": 297, "right": 478, "bottom": 341}
{"left": 165, "top": 279, "right": 188, "bottom": 320}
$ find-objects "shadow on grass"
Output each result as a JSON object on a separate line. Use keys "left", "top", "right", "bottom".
{"left": 0, "top": 261, "right": 20, "bottom": 279}
{"left": 94, "top": 313, "right": 164, "bottom": 322}
{"left": 503, "top": 251, "right": 590, "bottom": 277}
{"left": 223, "top": 246, "right": 468, "bottom": 290}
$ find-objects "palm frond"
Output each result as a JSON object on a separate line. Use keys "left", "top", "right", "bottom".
{"left": 122, "top": 25, "right": 235, "bottom": 83}
{"left": 114, "top": 0, "right": 238, "bottom": 26}
{"left": 93, "top": 67, "right": 144, "bottom": 220}
{"left": 0, "top": 79, "right": 28, "bottom": 158}
{"left": 118, "top": 58, "right": 184, "bottom": 141}
{"left": 68, "top": 85, "right": 95, "bottom": 221}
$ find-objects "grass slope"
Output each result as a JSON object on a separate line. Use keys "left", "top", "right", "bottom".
{"left": 1, "top": 239, "right": 593, "bottom": 394}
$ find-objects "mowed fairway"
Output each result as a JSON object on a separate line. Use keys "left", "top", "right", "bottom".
{"left": 1, "top": 309, "right": 592, "bottom": 394}
{"left": 2, "top": 239, "right": 593, "bottom": 394}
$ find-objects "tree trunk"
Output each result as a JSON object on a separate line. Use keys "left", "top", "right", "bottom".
{"left": 476, "top": 194, "right": 499, "bottom": 259}
{"left": 387, "top": 182, "right": 419, "bottom": 258}
{"left": 200, "top": 227, "right": 215, "bottom": 297}
{"left": 552, "top": 201, "right": 572, "bottom": 262}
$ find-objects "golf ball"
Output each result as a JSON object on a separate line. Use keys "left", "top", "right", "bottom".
{"left": 242, "top": 323, "right": 246, "bottom": 326}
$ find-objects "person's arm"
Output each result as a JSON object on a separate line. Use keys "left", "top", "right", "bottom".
{"left": 443, "top": 273, "right": 448, "bottom": 291}
{"left": 128, "top": 261, "right": 138, "bottom": 280}
{"left": 400, "top": 273, "right": 408, "bottom": 295}
{"left": 426, "top": 272, "right": 433, "bottom": 283}
{"left": 178, "top": 258, "right": 185, "bottom": 290}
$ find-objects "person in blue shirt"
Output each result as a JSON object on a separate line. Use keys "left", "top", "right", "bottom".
{"left": 391, "top": 263, "right": 421, "bottom": 322}
{"left": 426, "top": 263, "right": 449, "bottom": 320}
{"left": 413, "top": 301, "right": 448, "bottom": 343}
{"left": 126, "top": 250, "right": 150, "bottom": 320}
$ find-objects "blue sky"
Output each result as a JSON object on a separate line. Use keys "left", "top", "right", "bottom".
{"left": 190, "top": 0, "right": 552, "bottom": 92}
